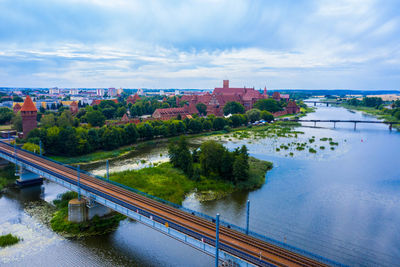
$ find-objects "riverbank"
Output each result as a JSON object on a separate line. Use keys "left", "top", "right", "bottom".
{"left": 49, "top": 192, "right": 125, "bottom": 238}
{"left": 341, "top": 104, "right": 400, "bottom": 130}
{"left": 110, "top": 157, "right": 272, "bottom": 204}
{"left": 0, "top": 163, "right": 17, "bottom": 191}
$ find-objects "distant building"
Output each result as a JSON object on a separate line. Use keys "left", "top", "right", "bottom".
{"left": 69, "top": 88, "right": 79, "bottom": 95}
{"left": 20, "top": 96, "right": 37, "bottom": 138}
{"left": 137, "top": 88, "right": 144, "bottom": 95}
{"left": 13, "top": 103, "right": 22, "bottom": 113}
{"left": 127, "top": 94, "right": 141, "bottom": 105}
{"left": 70, "top": 101, "right": 79, "bottom": 115}
{"left": 108, "top": 88, "right": 117, "bottom": 97}
{"left": 96, "top": 88, "right": 105, "bottom": 96}
{"left": 91, "top": 99, "right": 118, "bottom": 106}
{"left": 49, "top": 87, "right": 60, "bottom": 95}
{"left": 152, "top": 106, "right": 192, "bottom": 120}
{"left": 117, "top": 88, "right": 124, "bottom": 95}
{"left": 272, "top": 91, "right": 289, "bottom": 102}
{"left": 286, "top": 101, "right": 300, "bottom": 114}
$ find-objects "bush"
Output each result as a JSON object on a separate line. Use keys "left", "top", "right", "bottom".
{"left": 0, "top": 234, "right": 21, "bottom": 247}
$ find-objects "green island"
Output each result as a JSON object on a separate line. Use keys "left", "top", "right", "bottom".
{"left": 50, "top": 191, "right": 125, "bottom": 238}
{"left": 0, "top": 233, "right": 21, "bottom": 248}
{"left": 110, "top": 157, "right": 272, "bottom": 204}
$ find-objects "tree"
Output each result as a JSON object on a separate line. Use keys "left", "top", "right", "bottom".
{"left": 233, "top": 154, "right": 249, "bottom": 182}
{"left": 57, "top": 110, "right": 74, "bottom": 128}
{"left": 394, "top": 110, "right": 400, "bottom": 120}
{"left": 199, "top": 140, "right": 225, "bottom": 176}
{"left": 12, "top": 113, "right": 22, "bottom": 132}
{"left": 168, "top": 137, "right": 193, "bottom": 177}
{"left": 260, "top": 110, "right": 274, "bottom": 122}
{"left": 22, "top": 142, "right": 42, "bottom": 154}
{"left": 196, "top": 103, "right": 207, "bottom": 116}
{"left": 12, "top": 96, "right": 23, "bottom": 102}
{"left": 85, "top": 110, "right": 106, "bottom": 127}
{"left": 213, "top": 117, "right": 226, "bottom": 130}
{"left": 254, "top": 99, "right": 282, "bottom": 113}
{"left": 246, "top": 109, "right": 261, "bottom": 123}
{"left": 223, "top": 101, "right": 245, "bottom": 115}
{"left": 0, "top": 107, "right": 13, "bottom": 124}
{"left": 41, "top": 114, "right": 56, "bottom": 128}
{"left": 116, "top": 106, "right": 127, "bottom": 118}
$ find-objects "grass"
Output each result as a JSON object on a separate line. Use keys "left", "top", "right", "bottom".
{"left": 0, "top": 234, "right": 21, "bottom": 247}
{"left": 0, "top": 163, "right": 17, "bottom": 191}
{"left": 0, "top": 124, "right": 12, "bottom": 130}
{"left": 110, "top": 157, "right": 272, "bottom": 204}
{"left": 50, "top": 191, "right": 125, "bottom": 237}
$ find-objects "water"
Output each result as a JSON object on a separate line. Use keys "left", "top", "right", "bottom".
{"left": 1, "top": 104, "right": 400, "bottom": 266}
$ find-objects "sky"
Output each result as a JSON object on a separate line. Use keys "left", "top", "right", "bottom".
{"left": 0, "top": 0, "right": 399, "bottom": 90}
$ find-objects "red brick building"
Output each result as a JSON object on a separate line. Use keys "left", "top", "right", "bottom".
{"left": 13, "top": 103, "right": 22, "bottom": 114}
{"left": 91, "top": 99, "right": 118, "bottom": 106}
{"left": 127, "top": 94, "right": 141, "bottom": 105}
{"left": 20, "top": 96, "right": 37, "bottom": 138}
{"left": 286, "top": 101, "right": 300, "bottom": 114}
{"left": 152, "top": 106, "right": 192, "bottom": 120}
{"left": 70, "top": 101, "right": 79, "bottom": 115}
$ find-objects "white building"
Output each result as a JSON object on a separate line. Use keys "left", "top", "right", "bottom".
{"left": 49, "top": 87, "right": 60, "bottom": 95}
{"left": 108, "top": 88, "right": 117, "bottom": 97}
{"left": 70, "top": 88, "right": 78, "bottom": 95}
{"left": 96, "top": 88, "right": 105, "bottom": 96}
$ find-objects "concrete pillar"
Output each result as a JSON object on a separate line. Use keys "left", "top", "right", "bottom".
{"left": 15, "top": 165, "right": 43, "bottom": 187}
{"left": 88, "top": 205, "right": 112, "bottom": 220}
{"left": 68, "top": 198, "right": 87, "bottom": 223}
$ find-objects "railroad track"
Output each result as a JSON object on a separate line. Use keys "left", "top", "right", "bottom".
{"left": 0, "top": 143, "right": 329, "bottom": 267}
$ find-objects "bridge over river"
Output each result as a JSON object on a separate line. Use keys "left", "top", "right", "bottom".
{"left": 0, "top": 140, "right": 343, "bottom": 267}
{"left": 283, "top": 119, "right": 400, "bottom": 130}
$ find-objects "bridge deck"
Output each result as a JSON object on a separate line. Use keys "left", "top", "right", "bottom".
{"left": 0, "top": 142, "right": 331, "bottom": 267}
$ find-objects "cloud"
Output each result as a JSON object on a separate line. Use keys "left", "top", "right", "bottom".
{"left": 0, "top": 0, "right": 399, "bottom": 89}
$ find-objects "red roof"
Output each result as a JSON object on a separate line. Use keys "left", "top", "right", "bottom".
{"left": 287, "top": 101, "right": 298, "bottom": 108}
{"left": 91, "top": 99, "right": 118, "bottom": 106}
{"left": 21, "top": 95, "right": 37, "bottom": 112}
{"left": 70, "top": 101, "right": 78, "bottom": 106}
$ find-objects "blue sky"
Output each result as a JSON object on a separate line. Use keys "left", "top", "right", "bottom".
{"left": 0, "top": 0, "right": 399, "bottom": 89}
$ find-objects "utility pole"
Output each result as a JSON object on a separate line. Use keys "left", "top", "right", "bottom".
{"left": 246, "top": 200, "right": 250, "bottom": 235}
{"left": 106, "top": 160, "right": 109, "bottom": 181}
{"left": 77, "top": 165, "right": 81, "bottom": 201}
{"left": 215, "top": 213, "right": 220, "bottom": 267}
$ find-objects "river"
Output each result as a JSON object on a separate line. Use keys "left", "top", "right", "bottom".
{"left": 1, "top": 104, "right": 400, "bottom": 266}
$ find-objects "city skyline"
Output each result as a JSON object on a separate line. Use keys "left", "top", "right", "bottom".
{"left": 1, "top": 0, "right": 400, "bottom": 89}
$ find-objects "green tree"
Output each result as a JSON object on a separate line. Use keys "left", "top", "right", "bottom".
{"left": 57, "top": 110, "right": 74, "bottom": 128}
{"left": 168, "top": 137, "right": 193, "bottom": 177}
{"left": 223, "top": 101, "right": 245, "bottom": 115}
{"left": 260, "top": 110, "right": 274, "bottom": 122}
{"left": 0, "top": 107, "right": 13, "bottom": 124}
{"left": 394, "top": 110, "right": 400, "bottom": 120}
{"left": 213, "top": 117, "right": 226, "bottom": 130}
{"left": 199, "top": 140, "right": 225, "bottom": 176}
{"left": 233, "top": 154, "right": 249, "bottom": 182}
{"left": 116, "top": 106, "right": 127, "bottom": 117}
{"left": 85, "top": 110, "right": 106, "bottom": 127}
{"left": 246, "top": 109, "right": 261, "bottom": 123}
{"left": 41, "top": 114, "right": 56, "bottom": 128}
{"left": 22, "top": 142, "right": 42, "bottom": 154}
{"left": 12, "top": 113, "right": 22, "bottom": 132}
{"left": 196, "top": 103, "right": 207, "bottom": 116}
{"left": 254, "top": 99, "right": 282, "bottom": 113}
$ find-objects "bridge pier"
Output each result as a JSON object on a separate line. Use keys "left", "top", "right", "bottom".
{"left": 314, "top": 102, "right": 316, "bottom": 106}
{"left": 15, "top": 164, "right": 43, "bottom": 187}
{"left": 354, "top": 122, "right": 357, "bottom": 130}
{"left": 389, "top": 123, "right": 393, "bottom": 131}
{"left": 314, "top": 121, "right": 316, "bottom": 127}
{"left": 68, "top": 198, "right": 112, "bottom": 223}
{"left": 333, "top": 122, "right": 336, "bottom": 128}
{"left": 326, "top": 103, "right": 329, "bottom": 107}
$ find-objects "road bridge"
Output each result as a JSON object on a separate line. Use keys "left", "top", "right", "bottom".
{"left": 302, "top": 100, "right": 343, "bottom": 106}
{"left": 0, "top": 140, "right": 343, "bottom": 267}
{"left": 288, "top": 119, "right": 400, "bottom": 130}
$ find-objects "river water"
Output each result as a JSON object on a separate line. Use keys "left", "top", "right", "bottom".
{"left": 1, "top": 104, "right": 400, "bottom": 266}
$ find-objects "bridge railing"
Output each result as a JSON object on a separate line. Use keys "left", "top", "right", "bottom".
{"left": 0, "top": 140, "right": 345, "bottom": 267}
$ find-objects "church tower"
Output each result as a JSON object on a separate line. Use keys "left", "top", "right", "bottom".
{"left": 20, "top": 95, "right": 37, "bottom": 138}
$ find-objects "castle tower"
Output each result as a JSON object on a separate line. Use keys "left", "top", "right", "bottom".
{"left": 223, "top": 80, "right": 229, "bottom": 89}
{"left": 20, "top": 95, "right": 37, "bottom": 138}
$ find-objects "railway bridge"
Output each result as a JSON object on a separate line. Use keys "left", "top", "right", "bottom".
{"left": 0, "top": 140, "right": 343, "bottom": 267}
